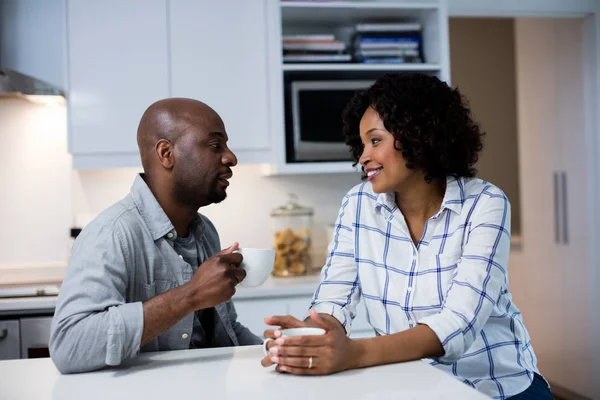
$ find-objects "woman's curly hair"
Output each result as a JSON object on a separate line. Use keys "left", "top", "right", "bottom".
{"left": 342, "top": 73, "right": 484, "bottom": 183}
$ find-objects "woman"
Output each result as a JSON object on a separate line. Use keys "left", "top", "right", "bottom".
{"left": 261, "top": 73, "right": 551, "bottom": 399}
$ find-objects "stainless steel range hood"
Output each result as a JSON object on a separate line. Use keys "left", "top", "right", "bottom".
{"left": 0, "top": 68, "right": 65, "bottom": 104}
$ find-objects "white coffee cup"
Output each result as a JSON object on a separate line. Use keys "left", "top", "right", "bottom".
{"left": 236, "top": 248, "right": 275, "bottom": 287}
{"left": 280, "top": 327, "right": 326, "bottom": 337}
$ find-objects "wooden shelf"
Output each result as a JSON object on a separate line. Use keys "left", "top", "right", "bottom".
{"left": 282, "top": 63, "right": 441, "bottom": 72}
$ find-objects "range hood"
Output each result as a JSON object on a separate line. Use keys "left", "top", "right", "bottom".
{"left": 0, "top": 68, "right": 65, "bottom": 104}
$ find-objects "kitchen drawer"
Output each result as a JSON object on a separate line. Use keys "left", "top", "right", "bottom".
{"left": 20, "top": 317, "right": 52, "bottom": 358}
{"left": 233, "top": 299, "right": 287, "bottom": 339}
{"left": 0, "top": 320, "right": 21, "bottom": 360}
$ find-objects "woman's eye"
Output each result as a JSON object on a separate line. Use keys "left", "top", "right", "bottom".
{"left": 371, "top": 138, "right": 381, "bottom": 145}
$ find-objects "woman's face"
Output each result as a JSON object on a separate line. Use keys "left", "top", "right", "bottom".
{"left": 358, "top": 106, "right": 417, "bottom": 193}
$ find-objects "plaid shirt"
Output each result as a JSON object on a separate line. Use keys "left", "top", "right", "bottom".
{"left": 311, "top": 176, "right": 541, "bottom": 399}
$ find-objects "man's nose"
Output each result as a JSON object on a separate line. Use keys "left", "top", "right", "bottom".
{"left": 223, "top": 147, "right": 238, "bottom": 167}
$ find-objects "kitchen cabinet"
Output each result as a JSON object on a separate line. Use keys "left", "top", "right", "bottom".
{"left": 66, "top": 0, "right": 170, "bottom": 169}
{"left": 169, "top": 0, "right": 271, "bottom": 163}
{"left": 0, "top": 320, "right": 20, "bottom": 360}
{"left": 234, "top": 294, "right": 375, "bottom": 339}
{"left": 514, "top": 18, "right": 596, "bottom": 397}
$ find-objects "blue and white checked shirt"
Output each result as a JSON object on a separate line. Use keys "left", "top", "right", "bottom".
{"left": 310, "top": 176, "right": 541, "bottom": 399}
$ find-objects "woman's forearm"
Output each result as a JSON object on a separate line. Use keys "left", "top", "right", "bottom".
{"left": 352, "top": 324, "right": 445, "bottom": 369}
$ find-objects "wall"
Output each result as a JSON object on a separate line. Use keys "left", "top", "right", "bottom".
{"left": 0, "top": 98, "right": 71, "bottom": 267}
{"left": 449, "top": 17, "right": 521, "bottom": 235}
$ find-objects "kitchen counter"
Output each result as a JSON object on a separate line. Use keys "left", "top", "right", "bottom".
{"left": 0, "top": 345, "right": 488, "bottom": 400}
{"left": 0, "top": 273, "right": 321, "bottom": 314}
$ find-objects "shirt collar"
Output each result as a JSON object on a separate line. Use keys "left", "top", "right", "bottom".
{"left": 374, "top": 175, "right": 464, "bottom": 215}
{"left": 130, "top": 173, "right": 203, "bottom": 241}
{"left": 440, "top": 175, "right": 464, "bottom": 215}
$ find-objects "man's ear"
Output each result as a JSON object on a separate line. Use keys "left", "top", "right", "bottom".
{"left": 155, "top": 139, "right": 174, "bottom": 169}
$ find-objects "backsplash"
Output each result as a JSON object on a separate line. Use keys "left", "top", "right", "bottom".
{"left": 72, "top": 166, "right": 359, "bottom": 269}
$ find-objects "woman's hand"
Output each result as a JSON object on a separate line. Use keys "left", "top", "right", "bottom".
{"left": 261, "top": 314, "right": 307, "bottom": 368}
{"left": 267, "top": 309, "right": 363, "bottom": 375}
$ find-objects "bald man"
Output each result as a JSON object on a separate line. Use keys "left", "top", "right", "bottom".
{"left": 49, "top": 98, "right": 262, "bottom": 374}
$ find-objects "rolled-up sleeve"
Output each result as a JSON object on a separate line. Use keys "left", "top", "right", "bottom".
{"left": 419, "top": 189, "right": 511, "bottom": 363}
{"left": 49, "top": 221, "right": 143, "bottom": 374}
{"left": 310, "top": 194, "right": 361, "bottom": 335}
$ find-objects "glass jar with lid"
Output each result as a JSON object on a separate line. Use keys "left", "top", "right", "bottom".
{"left": 271, "top": 193, "right": 313, "bottom": 277}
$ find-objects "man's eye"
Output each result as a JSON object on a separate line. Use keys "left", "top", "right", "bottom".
{"left": 210, "top": 143, "right": 222, "bottom": 150}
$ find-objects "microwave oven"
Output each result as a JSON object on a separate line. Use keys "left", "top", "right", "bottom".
{"left": 284, "top": 76, "right": 375, "bottom": 163}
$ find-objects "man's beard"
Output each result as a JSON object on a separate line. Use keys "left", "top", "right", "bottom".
{"left": 206, "top": 176, "right": 227, "bottom": 204}
{"left": 173, "top": 173, "right": 226, "bottom": 207}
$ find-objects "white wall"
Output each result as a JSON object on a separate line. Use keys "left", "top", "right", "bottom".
{"left": 0, "top": 98, "right": 71, "bottom": 267}
{"left": 0, "top": 98, "right": 360, "bottom": 269}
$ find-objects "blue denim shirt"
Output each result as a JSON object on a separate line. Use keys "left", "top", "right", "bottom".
{"left": 50, "top": 174, "right": 261, "bottom": 373}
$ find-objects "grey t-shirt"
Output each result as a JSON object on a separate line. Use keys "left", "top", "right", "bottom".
{"left": 173, "top": 234, "right": 215, "bottom": 349}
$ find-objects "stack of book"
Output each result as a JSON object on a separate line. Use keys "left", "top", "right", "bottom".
{"left": 282, "top": 34, "right": 351, "bottom": 63}
{"left": 352, "top": 23, "right": 423, "bottom": 64}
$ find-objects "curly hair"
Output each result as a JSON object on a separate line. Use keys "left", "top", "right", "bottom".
{"left": 342, "top": 73, "right": 484, "bottom": 183}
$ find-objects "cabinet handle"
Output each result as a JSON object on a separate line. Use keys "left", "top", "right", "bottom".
{"left": 0, "top": 328, "right": 7, "bottom": 341}
{"left": 561, "top": 172, "right": 569, "bottom": 244}
{"left": 554, "top": 172, "right": 561, "bottom": 243}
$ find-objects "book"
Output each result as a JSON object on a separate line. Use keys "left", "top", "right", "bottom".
{"left": 355, "top": 23, "right": 422, "bottom": 32}
{"left": 282, "top": 34, "right": 335, "bottom": 41}
{"left": 283, "top": 53, "right": 352, "bottom": 62}
{"left": 283, "top": 42, "right": 346, "bottom": 51}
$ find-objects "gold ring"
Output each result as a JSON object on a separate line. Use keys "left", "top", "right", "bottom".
{"left": 308, "top": 356, "right": 313, "bottom": 369}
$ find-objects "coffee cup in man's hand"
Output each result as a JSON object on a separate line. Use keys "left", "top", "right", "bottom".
{"left": 235, "top": 248, "right": 275, "bottom": 287}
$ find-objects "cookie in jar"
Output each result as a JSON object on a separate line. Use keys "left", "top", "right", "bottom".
{"left": 271, "top": 194, "right": 313, "bottom": 277}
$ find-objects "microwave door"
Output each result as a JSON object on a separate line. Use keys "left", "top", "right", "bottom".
{"left": 291, "top": 80, "right": 374, "bottom": 162}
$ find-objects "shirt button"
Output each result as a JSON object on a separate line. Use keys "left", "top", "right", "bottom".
{"left": 182, "top": 333, "right": 189, "bottom": 339}
{"left": 407, "top": 286, "right": 413, "bottom": 292}
{"left": 179, "top": 255, "right": 183, "bottom": 259}
{"left": 167, "top": 232, "right": 174, "bottom": 239}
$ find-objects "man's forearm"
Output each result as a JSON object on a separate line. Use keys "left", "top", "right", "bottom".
{"left": 353, "top": 324, "right": 444, "bottom": 369}
{"left": 141, "top": 283, "right": 196, "bottom": 346}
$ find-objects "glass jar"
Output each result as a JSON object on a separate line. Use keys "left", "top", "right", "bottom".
{"left": 270, "top": 193, "right": 314, "bottom": 277}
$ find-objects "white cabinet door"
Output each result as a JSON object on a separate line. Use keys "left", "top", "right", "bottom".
{"left": 67, "top": 0, "right": 169, "bottom": 155}
{"left": 169, "top": 0, "right": 271, "bottom": 156}
{"left": 232, "top": 298, "right": 286, "bottom": 339}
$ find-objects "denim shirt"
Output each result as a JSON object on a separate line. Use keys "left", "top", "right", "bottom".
{"left": 49, "top": 174, "right": 261, "bottom": 374}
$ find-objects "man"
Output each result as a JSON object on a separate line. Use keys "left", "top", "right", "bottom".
{"left": 50, "top": 98, "right": 262, "bottom": 374}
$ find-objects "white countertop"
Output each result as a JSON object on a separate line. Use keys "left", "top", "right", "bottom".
{"left": 0, "top": 345, "right": 489, "bottom": 400}
{"left": 0, "top": 274, "right": 321, "bottom": 314}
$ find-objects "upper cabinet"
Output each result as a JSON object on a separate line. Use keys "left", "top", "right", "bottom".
{"left": 169, "top": 0, "right": 271, "bottom": 163}
{"left": 66, "top": 0, "right": 169, "bottom": 168}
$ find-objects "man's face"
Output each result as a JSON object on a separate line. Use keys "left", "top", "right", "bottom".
{"left": 172, "top": 114, "right": 238, "bottom": 207}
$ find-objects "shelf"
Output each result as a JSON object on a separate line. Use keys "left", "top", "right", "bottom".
{"left": 282, "top": 63, "right": 441, "bottom": 72}
{"left": 281, "top": 1, "right": 439, "bottom": 25}
{"left": 261, "top": 161, "right": 362, "bottom": 176}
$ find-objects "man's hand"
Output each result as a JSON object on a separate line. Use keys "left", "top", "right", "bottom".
{"left": 186, "top": 242, "right": 246, "bottom": 310}
{"left": 264, "top": 309, "right": 363, "bottom": 375}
